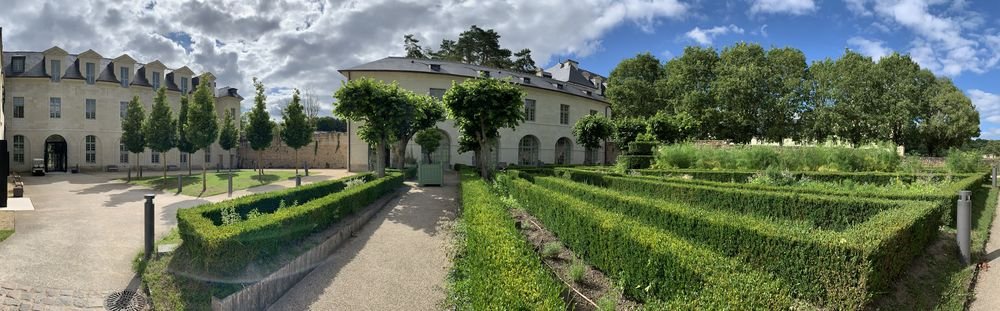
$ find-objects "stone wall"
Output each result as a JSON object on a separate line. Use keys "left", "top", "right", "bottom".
{"left": 240, "top": 132, "right": 348, "bottom": 169}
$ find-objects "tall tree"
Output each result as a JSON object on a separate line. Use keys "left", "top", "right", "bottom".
{"left": 315, "top": 116, "right": 347, "bottom": 132}
{"left": 606, "top": 52, "right": 663, "bottom": 118}
{"left": 246, "top": 78, "right": 275, "bottom": 176}
{"left": 186, "top": 74, "right": 220, "bottom": 192}
{"left": 392, "top": 93, "right": 446, "bottom": 170}
{"left": 443, "top": 77, "right": 525, "bottom": 180}
{"left": 334, "top": 77, "right": 412, "bottom": 178}
{"left": 218, "top": 109, "right": 239, "bottom": 172}
{"left": 658, "top": 46, "right": 718, "bottom": 138}
{"left": 121, "top": 96, "right": 146, "bottom": 180}
{"left": 143, "top": 87, "right": 177, "bottom": 179}
{"left": 403, "top": 34, "right": 427, "bottom": 59}
{"left": 878, "top": 53, "right": 935, "bottom": 148}
{"left": 280, "top": 89, "right": 315, "bottom": 175}
{"left": 830, "top": 50, "right": 885, "bottom": 146}
{"left": 177, "top": 95, "right": 197, "bottom": 175}
{"left": 919, "top": 78, "right": 980, "bottom": 155}
{"left": 712, "top": 42, "right": 772, "bottom": 144}
{"left": 425, "top": 25, "right": 532, "bottom": 71}
{"left": 512, "top": 49, "right": 537, "bottom": 73}
{"left": 763, "top": 46, "right": 809, "bottom": 144}
{"left": 572, "top": 114, "right": 613, "bottom": 164}
{"left": 613, "top": 118, "right": 647, "bottom": 149}
{"left": 799, "top": 58, "right": 839, "bottom": 143}
{"left": 299, "top": 89, "right": 322, "bottom": 125}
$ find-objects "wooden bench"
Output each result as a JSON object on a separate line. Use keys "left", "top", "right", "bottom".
{"left": 106, "top": 165, "right": 119, "bottom": 172}
{"left": 11, "top": 173, "right": 24, "bottom": 198}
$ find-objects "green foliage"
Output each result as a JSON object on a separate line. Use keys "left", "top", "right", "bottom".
{"left": 415, "top": 128, "right": 443, "bottom": 164}
{"left": 946, "top": 148, "right": 985, "bottom": 173}
{"left": 176, "top": 173, "right": 400, "bottom": 274}
{"left": 445, "top": 170, "right": 566, "bottom": 309}
{"left": 314, "top": 116, "right": 347, "bottom": 132}
{"left": 541, "top": 242, "right": 561, "bottom": 259}
{"left": 334, "top": 77, "right": 412, "bottom": 177}
{"left": 568, "top": 259, "right": 586, "bottom": 283}
{"left": 572, "top": 114, "right": 613, "bottom": 151}
{"left": 121, "top": 96, "right": 147, "bottom": 154}
{"left": 281, "top": 89, "right": 315, "bottom": 150}
{"left": 653, "top": 144, "right": 901, "bottom": 172}
{"left": 646, "top": 111, "right": 697, "bottom": 144}
{"left": 176, "top": 95, "right": 197, "bottom": 154}
{"left": 613, "top": 117, "right": 646, "bottom": 148}
{"left": 443, "top": 77, "right": 525, "bottom": 179}
{"left": 606, "top": 52, "right": 663, "bottom": 118}
{"left": 218, "top": 109, "right": 238, "bottom": 152}
{"left": 246, "top": 78, "right": 275, "bottom": 152}
{"left": 392, "top": 93, "right": 446, "bottom": 168}
{"left": 419, "top": 25, "right": 536, "bottom": 72}
{"left": 143, "top": 87, "right": 177, "bottom": 154}
{"left": 185, "top": 74, "right": 219, "bottom": 152}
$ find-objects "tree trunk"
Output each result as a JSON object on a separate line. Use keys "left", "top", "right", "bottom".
{"left": 295, "top": 149, "right": 299, "bottom": 175}
{"left": 393, "top": 138, "right": 411, "bottom": 170}
{"left": 228, "top": 150, "right": 233, "bottom": 174}
{"left": 163, "top": 156, "right": 167, "bottom": 180}
{"left": 376, "top": 139, "right": 386, "bottom": 178}
{"left": 202, "top": 148, "right": 208, "bottom": 192}
{"left": 187, "top": 153, "right": 192, "bottom": 176}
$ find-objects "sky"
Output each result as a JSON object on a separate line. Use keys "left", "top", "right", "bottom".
{"left": 1, "top": 0, "right": 999, "bottom": 138}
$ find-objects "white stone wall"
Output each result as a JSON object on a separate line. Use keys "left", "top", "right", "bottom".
{"left": 2, "top": 77, "right": 241, "bottom": 172}
{"left": 345, "top": 70, "right": 611, "bottom": 171}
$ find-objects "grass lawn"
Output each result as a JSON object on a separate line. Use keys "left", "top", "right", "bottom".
{"left": 0, "top": 230, "right": 12, "bottom": 243}
{"left": 128, "top": 170, "right": 298, "bottom": 197}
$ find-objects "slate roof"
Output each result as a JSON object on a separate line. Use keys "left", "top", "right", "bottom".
{"left": 545, "top": 59, "right": 607, "bottom": 89}
{"left": 340, "top": 57, "right": 608, "bottom": 103}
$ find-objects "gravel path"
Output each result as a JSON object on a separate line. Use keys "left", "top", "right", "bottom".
{"left": 972, "top": 195, "right": 1000, "bottom": 311}
{"left": 269, "top": 172, "right": 459, "bottom": 311}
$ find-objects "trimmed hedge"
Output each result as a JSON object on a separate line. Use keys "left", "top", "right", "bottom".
{"left": 508, "top": 178, "right": 795, "bottom": 308}
{"left": 633, "top": 168, "right": 976, "bottom": 184}
{"left": 177, "top": 173, "right": 403, "bottom": 274}
{"left": 527, "top": 175, "right": 940, "bottom": 308}
{"left": 446, "top": 170, "right": 565, "bottom": 309}
{"left": 553, "top": 168, "right": 913, "bottom": 230}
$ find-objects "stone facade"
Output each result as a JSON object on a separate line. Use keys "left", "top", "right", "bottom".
{"left": 239, "top": 132, "right": 348, "bottom": 170}
{"left": 1, "top": 44, "right": 242, "bottom": 173}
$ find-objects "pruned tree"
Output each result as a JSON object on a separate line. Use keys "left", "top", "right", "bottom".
{"left": 415, "top": 128, "right": 443, "bottom": 164}
{"left": 186, "top": 74, "right": 220, "bottom": 192}
{"left": 392, "top": 93, "right": 445, "bottom": 169}
{"left": 572, "top": 114, "right": 613, "bottom": 164}
{"left": 177, "top": 95, "right": 197, "bottom": 175}
{"left": 143, "top": 87, "right": 177, "bottom": 179}
{"left": 121, "top": 96, "right": 146, "bottom": 180}
{"left": 218, "top": 109, "right": 239, "bottom": 172}
{"left": 280, "top": 89, "right": 315, "bottom": 175}
{"left": 334, "top": 77, "right": 412, "bottom": 178}
{"left": 246, "top": 78, "right": 275, "bottom": 176}
{"left": 443, "top": 77, "right": 525, "bottom": 180}
{"left": 613, "top": 117, "right": 647, "bottom": 149}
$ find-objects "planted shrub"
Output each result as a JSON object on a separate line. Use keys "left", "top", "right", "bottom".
{"left": 568, "top": 259, "right": 586, "bottom": 283}
{"left": 541, "top": 242, "right": 561, "bottom": 259}
{"left": 652, "top": 144, "right": 901, "bottom": 172}
{"left": 946, "top": 148, "right": 985, "bottom": 173}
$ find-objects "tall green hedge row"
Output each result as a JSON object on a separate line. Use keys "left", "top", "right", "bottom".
{"left": 552, "top": 168, "right": 912, "bottom": 230}
{"left": 528, "top": 175, "right": 940, "bottom": 308}
{"left": 508, "top": 178, "right": 795, "bottom": 309}
{"left": 446, "top": 170, "right": 565, "bottom": 310}
{"left": 177, "top": 173, "right": 403, "bottom": 274}
{"left": 632, "top": 168, "right": 971, "bottom": 184}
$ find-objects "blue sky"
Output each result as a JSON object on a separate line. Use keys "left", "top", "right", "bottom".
{"left": 543, "top": 0, "right": 1000, "bottom": 138}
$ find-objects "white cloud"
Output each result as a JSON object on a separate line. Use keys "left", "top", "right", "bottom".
{"left": 847, "top": 36, "right": 892, "bottom": 60}
{"left": 0, "top": 0, "right": 688, "bottom": 119}
{"left": 748, "top": 0, "right": 817, "bottom": 15}
{"left": 685, "top": 24, "right": 745, "bottom": 45}
{"left": 843, "top": 0, "right": 872, "bottom": 16}
{"left": 970, "top": 90, "right": 1000, "bottom": 124}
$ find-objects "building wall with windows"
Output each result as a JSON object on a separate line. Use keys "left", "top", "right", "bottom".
{"left": 341, "top": 57, "right": 611, "bottom": 171}
{"left": 2, "top": 46, "right": 242, "bottom": 172}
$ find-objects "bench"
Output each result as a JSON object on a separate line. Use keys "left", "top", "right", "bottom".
{"left": 167, "top": 165, "right": 179, "bottom": 171}
{"left": 11, "top": 173, "right": 24, "bottom": 198}
{"left": 106, "top": 165, "right": 119, "bottom": 172}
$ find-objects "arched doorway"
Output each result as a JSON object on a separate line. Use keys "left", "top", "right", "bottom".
{"left": 45, "top": 134, "right": 68, "bottom": 172}
{"left": 518, "top": 135, "right": 540, "bottom": 166}
{"left": 555, "top": 137, "right": 573, "bottom": 165}
{"left": 429, "top": 130, "right": 451, "bottom": 168}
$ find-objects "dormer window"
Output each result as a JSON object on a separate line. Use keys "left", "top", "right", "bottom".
{"left": 51, "top": 60, "right": 61, "bottom": 82}
{"left": 120, "top": 67, "right": 130, "bottom": 87}
{"left": 522, "top": 77, "right": 531, "bottom": 84}
{"left": 555, "top": 83, "right": 564, "bottom": 90}
{"left": 11, "top": 56, "right": 25, "bottom": 73}
{"left": 429, "top": 64, "right": 441, "bottom": 71}
{"left": 85, "top": 62, "right": 96, "bottom": 84}
{"left": 181, "top": 77, "right": 189, "bottom": 94}
{"left": 478, "top": 70, "right": 490, "bottom": 78}
{"left": 152, "top": 72, "right": 161, "bottom": 89}
{"left": 584, "top": 90, "right": 592, "bottom": 96}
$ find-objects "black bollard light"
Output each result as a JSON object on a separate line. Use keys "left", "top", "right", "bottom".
{"left": 144, "top": 194, "right": 156, "bottom": 260}
{"left": 296, "top": 175, "right": 301, "bottom": 187}
{"left": 228, "top": 173, "right": 233, "bottom": 197}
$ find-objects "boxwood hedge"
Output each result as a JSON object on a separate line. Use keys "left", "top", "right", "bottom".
{"left": 446, "top": 170, "right": 565, "bottom": 309}
{"left": 631, "top": 168, "right": 975, "bottom": 184}
{"left": 508, "top": 178, "right": 795, "bottom": 309}
{"left": 177, "top": 173, "right": 403, "bottom": 274}
{"left": 526, "top": 175, "right": 940, "bottom": 308}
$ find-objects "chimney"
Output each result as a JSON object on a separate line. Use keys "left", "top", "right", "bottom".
{"left": 562, "top": 59, "right": 579, "bottom": 68}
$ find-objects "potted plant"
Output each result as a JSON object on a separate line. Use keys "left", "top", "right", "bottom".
{"left": 416, "top": 128, "right": 444, "bottom": 186}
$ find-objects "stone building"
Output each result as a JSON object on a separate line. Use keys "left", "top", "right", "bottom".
{"left": 340, "top": 57, "right": 612, "bottom": 172}
{"left": 1, "top": 42, "right": 242, "bottom": 173}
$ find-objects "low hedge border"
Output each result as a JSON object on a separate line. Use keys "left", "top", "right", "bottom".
{"left": 446, "top": 170, "right": 565, "bottom": 309}
{"left": 526, "top": 174, "right": 939, "bottom": 308}
{"left": 551, "top": 168, "right": 911, "bottom": 230}
{"left": 508, "top": 178, "right": 795, "bottom": 309}
{"left": 177, "top": 173, "right": 403, "bottom": 274}
{"left": 632, "top": 168, "right": 977, "bottom": 184}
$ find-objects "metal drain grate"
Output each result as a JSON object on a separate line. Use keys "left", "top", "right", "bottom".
{"left": 104, "top": 290, "right": 148, "bottom": 311}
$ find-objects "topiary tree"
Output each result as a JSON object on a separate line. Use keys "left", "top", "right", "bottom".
{"left": 334, "top": 77, "right": 412, "bottom": 178}
{"left": 415, "top": 128, "right": 443, "bottom": 164}
{"left": 572, "top": 114, "right": 613, "bottom": 164}
{"left": 443, "top": 77, "right": 524, "bottom": 180}
{"left": 218, "top": 108, "right": 239, "bottom": 172}
{"left": 121, "top": 95, "right": 146, "bottom": 179}
{"left": 280, "top": 89, "right": 315, "bottom": 175}
{"left": 391, "top": 93, "right": 445, "bottom": 169}
{"left": 186, "top": 74, "right": 220, "bottom": 192}
{"left": 143, "top": 87, "right": 177, "bottom": 179}
{"left": 613, "top": 117, "right": 647, "bottom": 150}
{"left": 246, "top": 78, "right": 275, "bottom": 176}
{"left": 177, "top": 95, "right": 197, "bottom": 175}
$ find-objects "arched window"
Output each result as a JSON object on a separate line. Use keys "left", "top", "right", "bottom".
{"left": 555, "top": 137, "right": 573, "bottom": 165}
{"left": 12, "top": 135, "right": 25, "bottom": 164}
{"left": 85, "top": 135, "right": 97, "bottom": 163}
{"left": 518, "top": 135, "right": 540, "bottom": 166}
